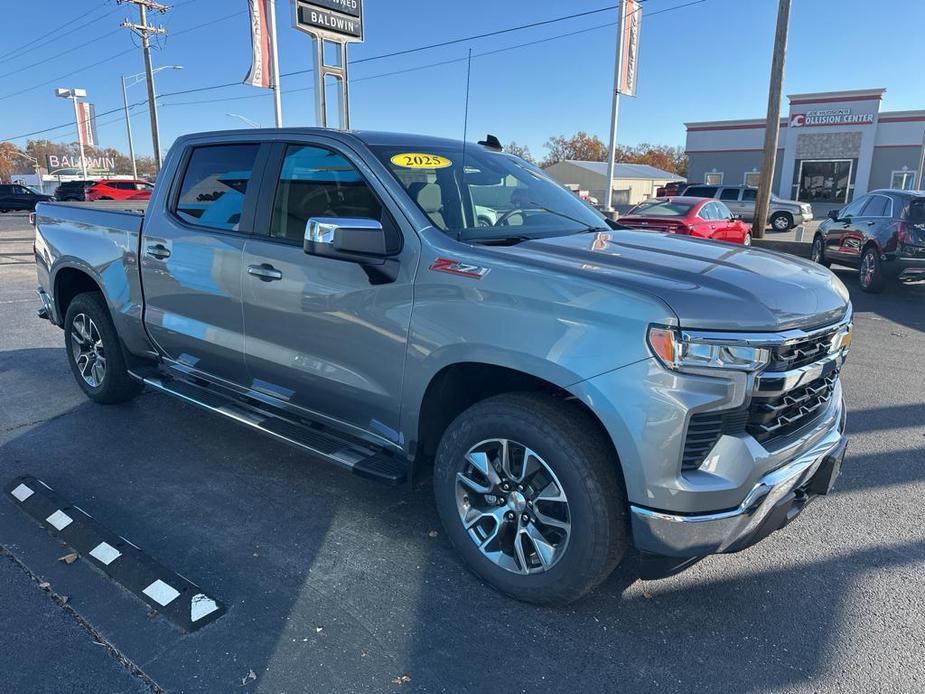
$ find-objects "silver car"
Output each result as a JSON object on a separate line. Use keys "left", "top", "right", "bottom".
{"left": 683, "top": 184, "right": 813, "bottom": 231}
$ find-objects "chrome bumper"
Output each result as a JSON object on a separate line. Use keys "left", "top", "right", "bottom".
{"left": 630, "top": 411, "right": 846, "bottom": 558}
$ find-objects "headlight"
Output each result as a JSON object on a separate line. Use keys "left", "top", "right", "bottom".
{"left": 647, "top": 326, "right": 770, "bottom": 373}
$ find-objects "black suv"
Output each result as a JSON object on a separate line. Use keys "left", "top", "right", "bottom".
{"left": 53, "top": 179, "right": 97, "bottom": 202}
{"left": 0, "top": 184, "right": 53, "bottom": 212}
{"left": 812, "top": 189, "right": 925, "bottom": 292}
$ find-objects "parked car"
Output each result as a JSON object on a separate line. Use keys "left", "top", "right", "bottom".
{"left": 621, "top": 196, "right": 753, "bottom": 244}
{"left": 682, "top": 184, "right": 812, "bottom": 231}
{"left": 811, "top": 189, "right": 925, "bottom": 292}
{"left": 34, "top": 128, "right": 851, "bottom": 604}
{"left": 86, "top": 179, "right": 154, "bottom": 201}
{"left": 54, "top": 179, "right": 98, "bottom": 202}
{"left": 655, "top": 180, "right": 686, "bottom": 197}
{"left": 0, "top": 183, "right": 53, "bottom": 212}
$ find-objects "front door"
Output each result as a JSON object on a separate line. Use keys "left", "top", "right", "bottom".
{"left": 241, "top": 141, "right": 418, "bottom": 445}
{"left": 825, "top": 195, "right": 868, "bottom": 261}
{"left": 141, "top": 142, "right": 263, "bottom": 384}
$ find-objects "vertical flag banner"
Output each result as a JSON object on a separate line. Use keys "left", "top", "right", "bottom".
{"left": 78, "top": 102, "right": 97, "bottom": 147}
{"left": 244, "top": 0, "right": 274, "bottom": 88}
{"left": 620, "top": 0, "right": 642, "bottom": 96}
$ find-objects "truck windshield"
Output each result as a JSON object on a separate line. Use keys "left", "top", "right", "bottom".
{"left": 370, "top": 145, "right": 609, "bottom": 241}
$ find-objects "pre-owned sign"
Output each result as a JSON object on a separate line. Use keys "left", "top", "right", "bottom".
{"left": 294, "top": 0, "right": 363, "bottom": 41}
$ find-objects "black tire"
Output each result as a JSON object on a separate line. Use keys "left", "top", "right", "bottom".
{"left": 859, "top": 245, "right": 886, "bottom": 293}
{"left": 64, "top": 292, "right": 143, "bottom": 404}
{"left": 811, "top": 234, "right": 831, "bottom": 268}
{"left": 434, "top": 392, "right": 627, "bottom": 605}
{"left": 770, "top": 211, "right": 793, "bottom": 231}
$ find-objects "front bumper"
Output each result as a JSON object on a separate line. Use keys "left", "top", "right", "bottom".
{"left": 630, "top": 405, "right": 846, "bottom": 558}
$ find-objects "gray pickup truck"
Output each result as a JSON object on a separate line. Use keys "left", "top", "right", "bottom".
{"left": 34, "top": 128, "right": 852, "bottom": 604}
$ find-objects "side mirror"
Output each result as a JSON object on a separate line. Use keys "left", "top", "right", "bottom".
{"left": 828, "top": 210, "right": 840, "bottom": 221}
{"left": 304, "top": 217, "right": 388, "bottom": 260}
{"left": 730, "top": 214, "right": 741, "bottom": 221}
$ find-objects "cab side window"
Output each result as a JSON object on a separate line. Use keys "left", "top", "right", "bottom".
{"left": 174, "top": 144, "right": 260, "bottom": 231}
{"left": 269, "top": 145, "right": 383, "bottom": 244}
{"left": 840, "top": 196, "right": 868, "bottom": 219}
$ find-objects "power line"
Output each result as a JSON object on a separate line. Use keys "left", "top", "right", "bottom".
{"left": 1, "top": 0, "right": 706, "bottom": 143}
{"left": 0, "top": 2, "right": 118, "bottom": 64}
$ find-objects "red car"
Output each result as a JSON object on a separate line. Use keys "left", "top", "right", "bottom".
{"left": 86, "top": 179, "right": 154, "bottom": 201}
{"left": 620, "top": 196, "right": 752, "bottom": 245}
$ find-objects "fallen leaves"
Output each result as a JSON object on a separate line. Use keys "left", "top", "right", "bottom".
{"left": 58, "top": 552, "right": 79, "bottom": 565}
{"left": 241, "top": 669, "right": 256, "bottom": 686}
{"left": 391, "top": 674, "right": 412, "bottom": 686}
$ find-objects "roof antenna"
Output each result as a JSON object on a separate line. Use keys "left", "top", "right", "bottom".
{"left": 458, "top": 47, "right": 473, "bottom": 240}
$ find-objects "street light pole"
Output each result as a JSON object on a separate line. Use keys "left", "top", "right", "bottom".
{"left": 71, "top": 95, "right": 88, "bottom": 180}
{"left": 121, "top": 75, "right": 138, "bottom": 179}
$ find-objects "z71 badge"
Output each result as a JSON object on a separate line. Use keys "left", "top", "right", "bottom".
{"left": 429, "top": 258, "right": 491, "bottom": 279}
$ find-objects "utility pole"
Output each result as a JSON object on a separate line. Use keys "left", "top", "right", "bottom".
{"left": 753, "top": 0, "right": 792, "bottom": 239}
{"left": 121, "top": 75, "right": 138, "bottom": 178}
{"left": 119, "top": 0, "right": 169, "bottom": 173}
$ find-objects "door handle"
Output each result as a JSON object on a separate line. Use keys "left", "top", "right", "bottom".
{"left": 145, "top": 243, "right": 171, "bottom": 260}
{"left": 247, "top": 263, "right": 283, "bottom": 281}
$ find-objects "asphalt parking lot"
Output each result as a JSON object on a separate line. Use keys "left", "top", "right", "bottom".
{"left": 1, "top": 211, "right": 923, "bottom": 693}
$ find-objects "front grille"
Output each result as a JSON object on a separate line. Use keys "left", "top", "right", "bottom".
{"left": 767, "top": 330, "right": 837, "bottom": 371}
{"left": 747, "top": 370, "right": 839, "bottom": 443}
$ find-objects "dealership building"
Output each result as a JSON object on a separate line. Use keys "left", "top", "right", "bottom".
{"left": 685, "top": 88, "right": 925, "bottom": 214}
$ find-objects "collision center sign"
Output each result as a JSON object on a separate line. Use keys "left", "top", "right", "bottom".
{"left": 790, "top": 109, "right": 875, "bottom": 128}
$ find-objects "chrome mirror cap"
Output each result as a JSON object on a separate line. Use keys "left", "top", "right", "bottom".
{"left": 304, "top": 217, "right": 383, "bottom": 245}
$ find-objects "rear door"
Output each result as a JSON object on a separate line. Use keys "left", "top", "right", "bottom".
{"left": 240, "top": 138, "right": 418, "bottom": 444}
{"left": 140, "top": 141, "right": 265, "bottom": 385}
{"left": 740, "top": 187, "right": 758, "bottom": 222}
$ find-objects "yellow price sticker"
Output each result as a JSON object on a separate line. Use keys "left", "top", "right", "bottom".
{"left": 390, "top": 153, "right": 453, "bottom": 169}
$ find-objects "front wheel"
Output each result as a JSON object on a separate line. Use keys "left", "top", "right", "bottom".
{"left": 859, "top": 246, "right": 886, "bottom": 293}
{"left": 770, "top": 212, "right": 793, "bottom": 231}
{"left": 811, "top": 235, "right": 831, "bottom": 267}
{"left": 64, "top": 292, "right": 143, "bottom": 404}
{"left": 433, "top": 393, "right": 627, "bottom": 605}
{"left": 743, "top": 232, "right": 752, "bottom": 246}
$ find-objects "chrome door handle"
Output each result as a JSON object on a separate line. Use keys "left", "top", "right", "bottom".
{"left": 145, "top": 243, "right": 171, "bottom": 259}
{"left": 247, "top": 263, "right": 283, "bottom": 281}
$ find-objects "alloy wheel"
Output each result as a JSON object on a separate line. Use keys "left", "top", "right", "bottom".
{"left": 773, "top": 215, "right": 790, "bottom": 231}
{"left": 455, "top": 438, "right": 571, "bottom": 575}
{"left": 860, "top": 251, "right": 876, "bottom": 288}
{"left": 812, "top": 237, "right": 823, "bottom": 263}
{"left": 70, "top": 313, "right": 106, "bottom": 388}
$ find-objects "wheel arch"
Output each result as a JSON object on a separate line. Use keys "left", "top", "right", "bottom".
{"left": 53, "top": 265, "right": 106, "bottom": 323}
{"left": 412, "top": 362, "right": 623, "bottom": 483}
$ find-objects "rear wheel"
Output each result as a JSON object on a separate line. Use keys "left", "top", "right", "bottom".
{"left": 811, "top": 235, "right": 831, "bottom": 267}
{"left": 859, "top": 246, "right": 886, "bottom": 293}
{"left": 770, "top": 211, "right": 793, "bottom": 231}
{"left": 64, "top": 292, "right": 143, "bottom": 403}
{"left": 433, "top": 393, "right": 627, "bottom": 605}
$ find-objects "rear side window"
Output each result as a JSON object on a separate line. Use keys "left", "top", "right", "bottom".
{"left": 175, "top": 144, "right": 260, "bottom": 231}
{"left": 742, "top": 188, "right": 757, "bottom": 201}
{"left": 907, "top": 199, "right": 925, "bottom": 224}
{"left": 269, "top": 144, "right": 383, "bottom": 243}
{"left": 719, "top": 188, "right": 740, "bottom": 201}
{"left": 685, "top": 186, "right": 717, "bottom": 198}
{"left": 861, "top": 195, "right": 891, "bottom": 218}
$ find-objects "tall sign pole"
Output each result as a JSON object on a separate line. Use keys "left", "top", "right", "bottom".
{"left": 119, "top": 0, "right": 169, "bottom": 173}
{"left": 291, "top": 0, "right": 364, "bottom": 129}
{"left": 753, "top": 0, "right": 792, "bottom": 239}
{"left": 268, "top": 0, "right": 284, "bottom": 127}
{"left": 605, "top": 0, "right": 641, "bottom": 213}
{"left": 244, "top": 0, "right": 284, "bottom": 126}
{"left": 72, "top": 96, "right": 89, "bottom": 180}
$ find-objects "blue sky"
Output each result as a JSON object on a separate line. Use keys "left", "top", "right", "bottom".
{"left": 1, "top": 0, "right": 923, "bottom": 159}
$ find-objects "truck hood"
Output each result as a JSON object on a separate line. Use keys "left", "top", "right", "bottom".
{"left": 493, "top": 229, "right": 850, "bottom": 331}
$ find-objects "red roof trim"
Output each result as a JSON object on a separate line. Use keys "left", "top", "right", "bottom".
{"left": 687, "top": 122, "right": 786, "bottom": 132}
{"left": 878, "top": 115, "right": 925, "bottom": 123}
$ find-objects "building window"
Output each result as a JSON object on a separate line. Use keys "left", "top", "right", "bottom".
{"left": 704, "top": 171, "right": 724, "bottom": 185}
{"left": 744, "top": 171, "right": 761, "bottom": 187}
{"left": 891, "top": 170, "right": 916, "bottom": 191}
